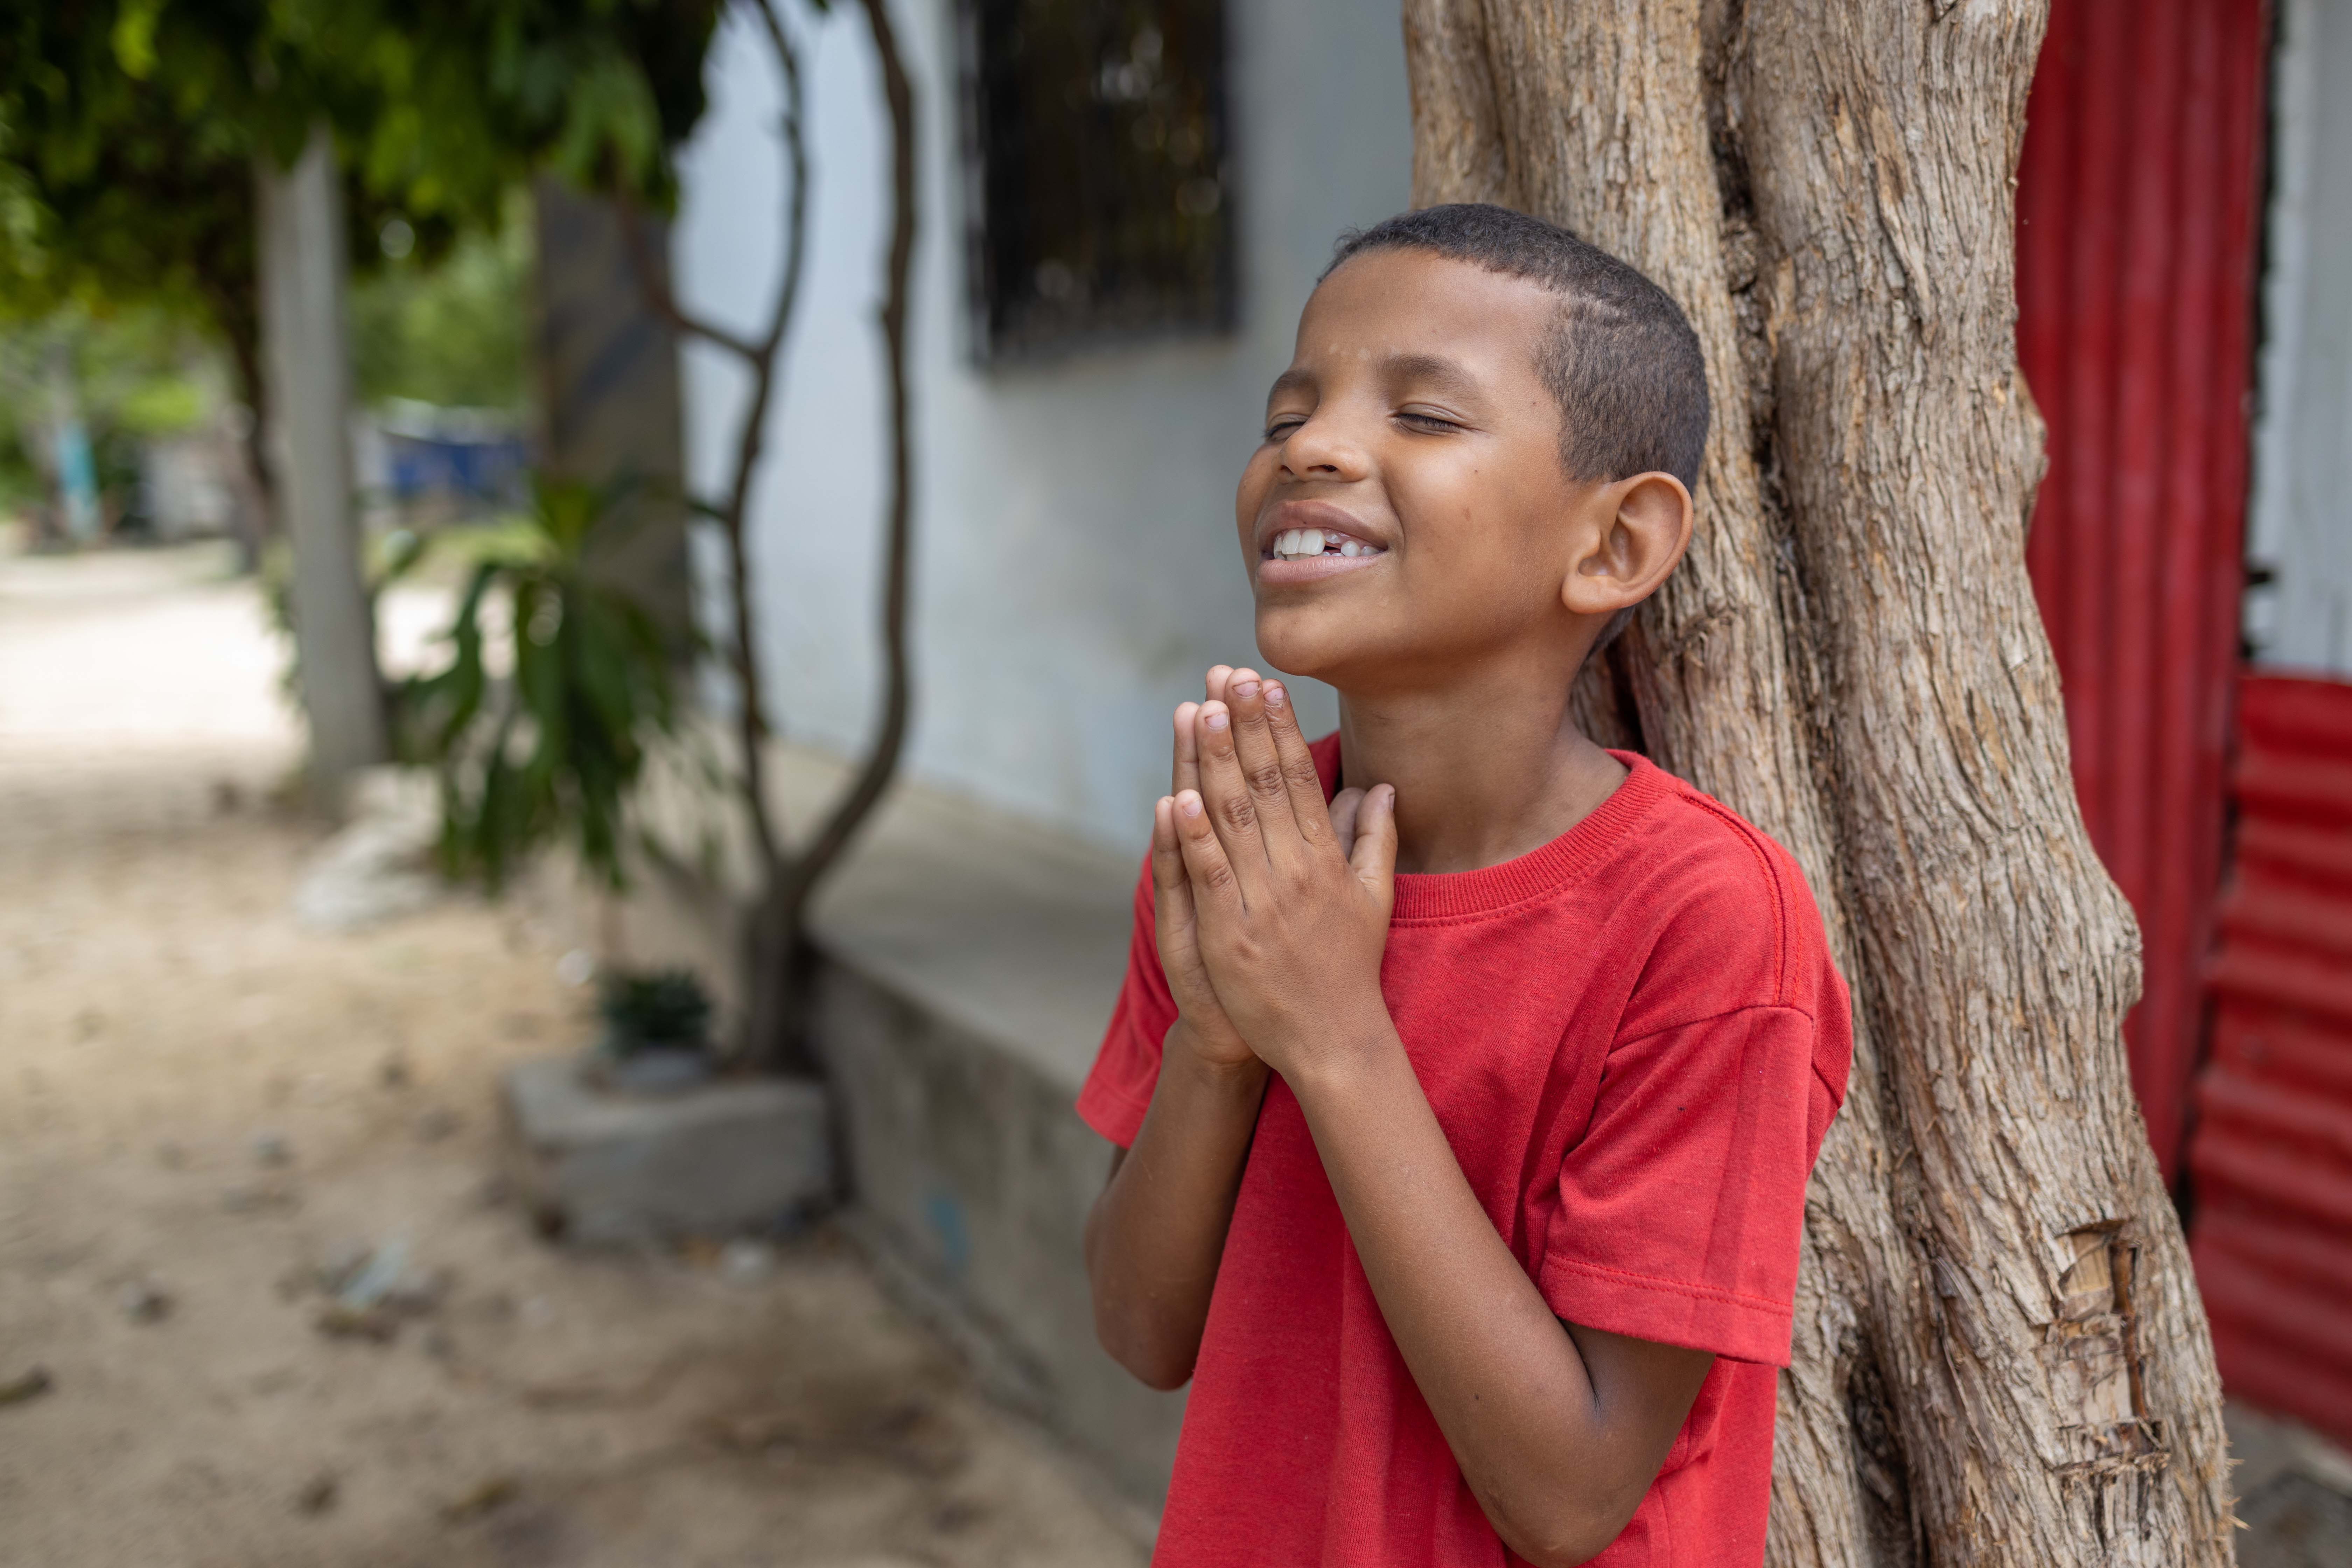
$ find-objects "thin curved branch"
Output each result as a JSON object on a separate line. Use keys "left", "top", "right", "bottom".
{"left": 615, "top": 196, "right": 764, "bottom": 364}
{"left": 778, "top": 0, "right": 916, "bottom": 926}
{"left": 709, "top": 0, "right": 814, "bottom": 876}
{"left": 749, "top": 0, "right": 812, "bottom": 361}
{"left": 617, "top": 0, "right": 816, "bottom": 876}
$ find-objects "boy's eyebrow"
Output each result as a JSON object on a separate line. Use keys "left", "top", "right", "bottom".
{"left": 1382, "top": 351, "right": 1485, "bottom": 401}
{"left": 1268, "top": 367, "right": 1317, "bottom": 405}
{"left": 1266, "top": 352, "right": 1489, "bottom": 407}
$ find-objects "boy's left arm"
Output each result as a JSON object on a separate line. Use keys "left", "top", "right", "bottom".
{"left": 1169, "top": 678, "right": 1712, "bottom": 1568}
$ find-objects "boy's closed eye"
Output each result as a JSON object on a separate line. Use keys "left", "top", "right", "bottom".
{"left": 1263, "top": 406, "right": 1467, "bottom": 442}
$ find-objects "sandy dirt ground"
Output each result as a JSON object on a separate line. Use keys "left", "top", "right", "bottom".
{"left": 0, "top": 539, "right": 1145, "bottom": 1568}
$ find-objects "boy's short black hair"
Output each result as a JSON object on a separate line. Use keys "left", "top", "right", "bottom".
{"left": 1323, "top": 204, "right": 1710, "bottom": 493}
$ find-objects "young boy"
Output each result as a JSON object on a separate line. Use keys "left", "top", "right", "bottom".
{"left": 1076, "top": 204, "right": 1852, "bottom": 1567}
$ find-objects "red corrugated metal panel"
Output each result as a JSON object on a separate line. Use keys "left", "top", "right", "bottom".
{"left": 2013, "top": 0, "right": 2271, "bottom": 1180}
{"left": 2189, "top": 673, "right": 2352, "bottom": 1450}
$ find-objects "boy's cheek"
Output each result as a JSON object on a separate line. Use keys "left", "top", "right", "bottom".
{"left": 1232, "top": 453, "right": 1279, "bottom": 539}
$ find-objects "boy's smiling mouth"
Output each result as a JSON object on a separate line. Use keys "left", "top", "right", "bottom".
{"left": 1268, "top": 526, "right": 1380, "bottom": 560}
{"left": 1255, "top": 502, "right": 1388, "bottom": 585}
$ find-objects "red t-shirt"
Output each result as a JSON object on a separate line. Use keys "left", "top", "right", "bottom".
{"left": 1077, "top": 740, "right": 1851, "bottom": 1567}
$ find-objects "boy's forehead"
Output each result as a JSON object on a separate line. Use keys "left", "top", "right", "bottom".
{"left": 1291, "top": 250, "right": 1557, "bottom": 378}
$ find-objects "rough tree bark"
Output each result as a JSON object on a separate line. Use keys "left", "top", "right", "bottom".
{"left": 1401, "top": 3, "right": 2236, "bottom": 1564}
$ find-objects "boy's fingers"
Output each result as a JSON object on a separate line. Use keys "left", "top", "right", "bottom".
{"left": 1172, "top": 788, "right": 1246, "bottom": 919}
{"left": 1328, "top": 786, "right": 1366, "bottom": 858}
{"left": 1260, "top": 682, "right": 1331, "bottom": 848}
{"left": 1151, "top": 794, "right": 1186, "bottom": 896}
{"left": 1186, "top": 667, "right": 1242, "bottom": 800}
{"left": 1208, "top": 665, "right": 1261, "bottom": 710}
{"left": 1171, "top": 702, "right": 1203, "bottom": 797}
{"left": 1191, "top": 702, "right": 1272, "bottom": 889}
{"left": 1349, "top": 784, "right": 1399, "bottom": 919}
{"left": 1152, "top": 795, "right": 1201, "bottom": 935}
{"left": 1221, "top": 676, "right": 1303, "bottom": 848}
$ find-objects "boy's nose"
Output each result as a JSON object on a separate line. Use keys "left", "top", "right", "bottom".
{"left": 1279, "top": 419, "right": 1368, "bottom": 481}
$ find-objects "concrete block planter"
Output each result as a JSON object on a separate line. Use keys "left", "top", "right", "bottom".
{"left": 499, "top": 1054, "right": 830, "bottom": 1245}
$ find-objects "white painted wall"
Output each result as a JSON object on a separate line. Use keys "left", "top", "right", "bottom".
{"left": 2249, "top": 0, "right": 2352, "bottom": 678}
{"left": 670, "top": 1, "right": 1411, "bottom": 852}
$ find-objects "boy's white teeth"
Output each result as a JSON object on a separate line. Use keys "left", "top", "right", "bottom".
{"left": 1270, "top": 527, "right": 1380, "bottom": 560}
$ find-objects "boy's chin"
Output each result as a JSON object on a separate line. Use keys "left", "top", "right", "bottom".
{"left": 1252, "top": 609, "right": 1391, "bottom": 689}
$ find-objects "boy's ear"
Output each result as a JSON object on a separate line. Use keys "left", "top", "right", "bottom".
{"left": 1561, "top": 472, "right": 1694, "bottom": 620}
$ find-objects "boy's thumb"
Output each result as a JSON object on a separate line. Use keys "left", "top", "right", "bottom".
{"left": 1349, "top": 784, "right": 1398, "bottom": 912}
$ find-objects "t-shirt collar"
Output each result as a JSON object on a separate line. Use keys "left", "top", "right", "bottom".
{"left": 1312, "top": 736, "right": 1668, "bottom": 924}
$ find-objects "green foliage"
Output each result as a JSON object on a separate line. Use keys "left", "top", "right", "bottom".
{"left": 0, "top": 3, "right": 260, "bottom": 331}
{"left": 400, "top": 476, "right": 678, "bottom": 892}
{"left": 112, "top": 371, "right": 205, "bottom": 434}
{"left": 0, "top": 430, "right": 37, "bottom": 511}
{"left": 595, "top": 966, "right": 713, "bottom": 1056}
{"left": 350, "top": 192, "right": 531, "bottom": 410}
{"left": 0, "top": 0, "right": 726, "bottom": 402}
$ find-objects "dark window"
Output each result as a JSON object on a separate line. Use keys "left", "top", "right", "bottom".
{"left": 958, "top": 0, "right": 1233, "bottom": 360}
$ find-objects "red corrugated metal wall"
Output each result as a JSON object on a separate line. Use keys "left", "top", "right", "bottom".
{"left": 2013, "top": 0, "right": 2270, "bottom": 1181}
{"left": 2189, "top": 675, "right": 2352, "bottom": 1447}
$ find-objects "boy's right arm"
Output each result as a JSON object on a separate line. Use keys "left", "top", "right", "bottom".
{"left": 1083, "top": 670, "right": 1271, "bottom": 1391}
{"left": 1083, "top": 1023, "right": 1267, "bottom": 1389}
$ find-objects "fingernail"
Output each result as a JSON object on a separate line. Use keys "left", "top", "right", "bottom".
{"left": 1178, "top": 792, "right": 1204, "bottom": 818}
{"left": 1264, "top": 682, "right": 1285, "bottom": 708}
{"left": 1204, "top": 709, "right": 1229, "bottom": 733}
{"left": 1232, "top": 680, "right": 1259, "bottom": 701}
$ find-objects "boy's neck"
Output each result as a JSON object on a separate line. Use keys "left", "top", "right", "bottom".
{"left": 1336, "top": 654, "right": 1628, "bottom": 877}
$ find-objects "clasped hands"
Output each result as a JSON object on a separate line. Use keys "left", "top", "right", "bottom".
{"left": 1152, "top": 666, "right": 1399, "bottom": 1083}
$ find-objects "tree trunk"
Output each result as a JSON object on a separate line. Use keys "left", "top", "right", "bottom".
{"left": 257, "top": 122, "right": 388, "bottom": 810}
{"left": 532, "top": 176, "right": 695, "bottom": 646}
{"left": 201, "top": 273, "right": 275, "bottom": 573}
{"left": 1400, "top": 4, "right": 2236, "bottom": 1564}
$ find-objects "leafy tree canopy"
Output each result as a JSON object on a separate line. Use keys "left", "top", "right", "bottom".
{"left": 0, "top": 0, "right": 724, "bottom": 384}
{"left": 350, "top": 191, "right": 532, "bottom": 410}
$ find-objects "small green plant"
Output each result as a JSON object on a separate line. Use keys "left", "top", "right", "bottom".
{"left": 596, "top": 967, "right": 714, "bottom": 1058}
{"left": 400, "top": 476, "right": 677, "bottom": 891}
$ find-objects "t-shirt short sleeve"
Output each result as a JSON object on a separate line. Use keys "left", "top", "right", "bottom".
{"left": 1075, "top": 859, "right": 1176, "bottom": 1148}
{"left": 1535, "top": 1002, "right": 1828, "bottom": 1368}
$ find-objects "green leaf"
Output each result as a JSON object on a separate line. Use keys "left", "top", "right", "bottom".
{"left": 109, "top": 1, "right": 165, "bottom": 81}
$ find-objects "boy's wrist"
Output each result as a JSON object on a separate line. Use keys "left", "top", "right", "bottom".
{"left": 1274, "top": 1008, "right": 1410, "bottom": 1105}
{"left": 1167, "top": 1018, "right": 1270, "bottom": 1095}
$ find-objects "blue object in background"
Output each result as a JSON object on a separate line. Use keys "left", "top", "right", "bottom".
{"left": 375, "top": 399, "right": 529, "bottom": 509}
{"left": 55, "top": 420, "right": 98, "bottom": 540}
{"left": 383, "top": 430, "right": 528, "bottom": 506}
{"left": 922, "top": 1186, "right": 972, "bottom": 1278}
